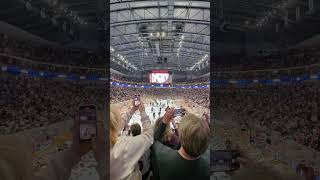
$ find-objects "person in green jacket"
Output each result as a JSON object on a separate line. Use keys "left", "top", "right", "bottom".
{"left": 151, "top": 108, "right": 210, "bottom": 180}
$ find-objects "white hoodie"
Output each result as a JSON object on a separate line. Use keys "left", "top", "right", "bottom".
{"left": 110, "top": 110, "right": 153, "bottom": 180}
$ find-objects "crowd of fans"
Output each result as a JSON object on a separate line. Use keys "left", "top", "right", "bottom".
{"left": 168, "top": 76, "right": 209, "bottom": 84}
{"left": 213, "top": 64, "right": 320, "bottom": 81}
{"left": 111, "top": 73, "right": 149, "bottom": 83}
{"left": 0, "top": 71, "right": 104, "bottom": 135}
{"left": 110, "top": 86, "right": 209, "bottom": 108}
{"left": 214, "top": 82, "right": 320, "bottom": 151}
{"left": 110, "top": 99, "right": 210, "bottom": 180}
{"left": 214, "top": 49, "right": 320, "bottom": 71}
{"left": 111, "top": 73, "right": 209, "bottom": 84}
{"left": 0, "top": 33, "right": 104, "bottom": 68}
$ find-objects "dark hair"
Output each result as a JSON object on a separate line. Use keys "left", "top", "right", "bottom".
{"left": 131, "top": 123, "right": 141, "bottom": 136}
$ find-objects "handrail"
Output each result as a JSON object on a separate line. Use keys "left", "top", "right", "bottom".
{"left": 0, "top": 53, "right": 106, "bottom": 71}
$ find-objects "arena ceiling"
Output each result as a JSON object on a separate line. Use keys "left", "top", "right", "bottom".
{"left": 109, "top": 0, "right": 319, "bottom": 74}
{"left": 109, "top": 0, "right": 210, "bottom": 74}
{"left": 0, "top": 0, "right": 318, "bottom": 68}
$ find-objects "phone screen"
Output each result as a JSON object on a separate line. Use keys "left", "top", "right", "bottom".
{"left": 174, "top": 109, "right": 184, "bottom": 117}
{"left": 79, "top": 105, "right": 97, "bottom": 142}
{"left": 134, "top": 97, "right": 140, "bottom": 106}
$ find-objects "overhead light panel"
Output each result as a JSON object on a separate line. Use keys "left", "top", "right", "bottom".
{"left": 190, "top": 54, "right": 209, "bottom": 71}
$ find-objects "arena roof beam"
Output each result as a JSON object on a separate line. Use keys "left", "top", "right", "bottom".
{"left": 111, "top": 5, "right": 209, "bottom": 13}
{"left": 110, "top": 22, "right": 210, "bottom": 36}
{"left": 119, "top": 53, "right": 202, "bottom": 60}
{"left": 110, "top": 7, "right": 209, "bottom": 23}
{"left": 121, "top": 54, "right": 205, "bottom": 62}
{"left": 110, "top": 0, "right": 210, "bottom": 5}
{"left": 120, "top": 53, "right": 204, "bottom": 61}
{"left": 110, "top": 19, "right": 209, "bottom": 27}
{"left": 110, "top": 1, "right": 210, "bottom": 12}
{"left": 113, "top": 46, "right": 209, "bottom": 54}
{"left": 110, "top": 32, "right": 210, "bottom": 38}
{"left": 111, "top": 40, "right": 209, "bottom": 47}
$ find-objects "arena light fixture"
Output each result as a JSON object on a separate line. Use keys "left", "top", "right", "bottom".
{"left": 157, "top": 32, "right": 160, "bottom": 37}
{"left": 162, "top": 32, "right": 166, "bottom": 37}
{"left": 112, "top": 51, "right": 138, "bottom": 71}
{"left": 190, "top": 54, "right": 209, "bottom": 71}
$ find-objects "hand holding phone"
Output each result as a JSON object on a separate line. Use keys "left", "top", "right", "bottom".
{"left": 79, "top": 105, "right": 97, "bottom": 142}
{"left": 134, "top": 96, "right": 141, "bottom": 106}
{"left": 162, "top": 108, "right": 175, "bottom": 124}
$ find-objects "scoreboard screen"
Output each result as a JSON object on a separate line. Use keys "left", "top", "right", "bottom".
{"left": 149, "top": 70, "right": 172, "bottom": 84}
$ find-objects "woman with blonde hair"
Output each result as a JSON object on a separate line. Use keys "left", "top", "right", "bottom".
{"left": 110, "top": 99, "right": 153, "bottom": 180}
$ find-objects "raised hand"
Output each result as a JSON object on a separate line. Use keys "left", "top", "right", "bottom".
{"left": 162, "top": 107, "right": 175, "bottom": 124}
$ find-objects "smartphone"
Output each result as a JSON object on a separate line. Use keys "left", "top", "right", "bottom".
{"left": 134, "top": 96, "right": 140, "bottom": 106}
{"left": 174, "top": 109, "right": 184, "bottom": 117}
{"left": 210, "top": 150, "right": 240, "bottom": 172}
{"left": 79, "top": 104, "right": 97, "bottom": 142}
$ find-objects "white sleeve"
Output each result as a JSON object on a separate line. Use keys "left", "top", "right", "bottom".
{"left": 122, "top": 111, "right": 153, "bottom": 171}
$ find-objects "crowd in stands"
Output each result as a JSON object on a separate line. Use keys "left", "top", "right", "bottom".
{"left": 214, "top": 49, "right": 320, "bottom": 71}
{"left": 213, "top": 65, "right": 320, "bottom": 81}
{"left": 0, "top": 33, "right": 104, "bottom": 68}
{"left": 0, "top": 71, "right": 104, "bottom": 135}
{"left": 110, "top": 86, "right": 209, "bottom": 108}
{"left": 173, "top": 76, "right": 209, "bottom": 83}
{"left": 111, "top": 73, "right": 209, "bottom": 84}
{"left": 0, "top": 55, "right": 106, "bottom": 77}
{"left": 214, "top": 82, "right": 320, "bottom": 151}
{"left": 111, "top": 73, "right": 149, "bottom": 83}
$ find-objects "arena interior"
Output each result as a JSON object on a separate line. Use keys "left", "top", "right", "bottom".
{"left": 0, "top": 0, "right": 320, "bottom": 180}
{"left": 110, "top": 1, "right": 210, "bottom": 180}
